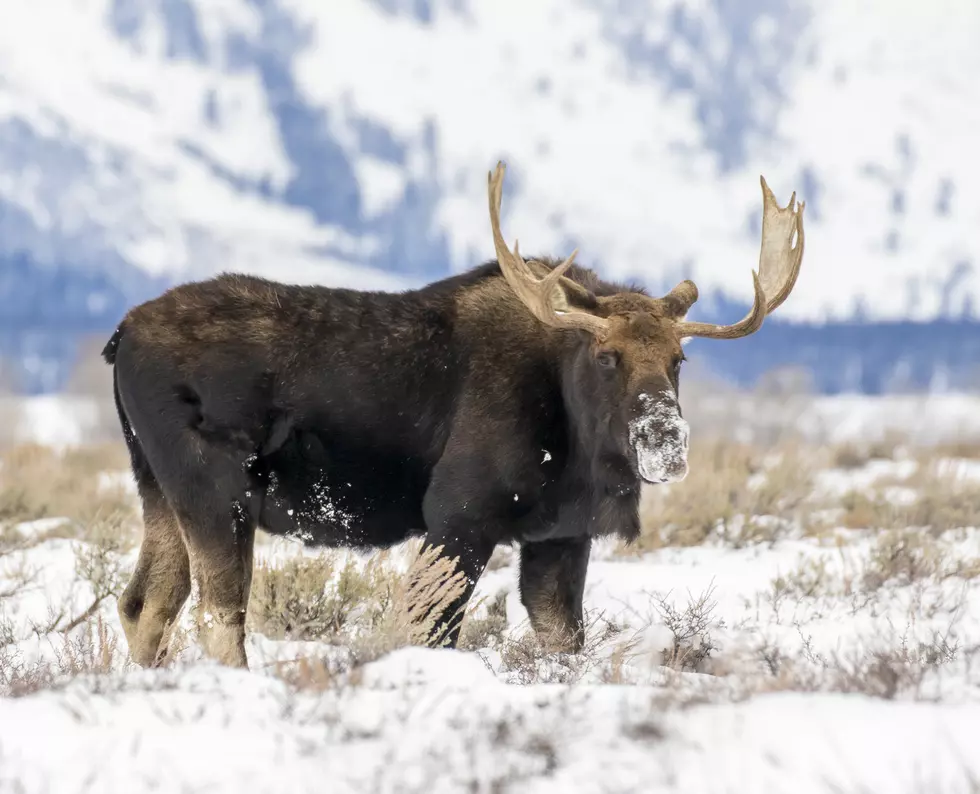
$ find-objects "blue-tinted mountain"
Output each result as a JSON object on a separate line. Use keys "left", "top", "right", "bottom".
{"left": 2, "top": 0, "right": 977, "bottom": 393}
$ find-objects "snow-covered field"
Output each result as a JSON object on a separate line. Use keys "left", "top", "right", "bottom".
{"left": 3, "top": 399, "right": 980, "bottom": 792}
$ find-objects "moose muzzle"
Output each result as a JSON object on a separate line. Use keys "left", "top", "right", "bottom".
{"left": 628, "top": 391, "right": 690, "bottom": 484}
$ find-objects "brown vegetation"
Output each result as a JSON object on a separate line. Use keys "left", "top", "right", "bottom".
{"left": 247, "top": 542, "right": 469, "bottom": 666}
{"left": 3, "top": 417, "right": 980, "bottom": 699}
{"left": 0, "top": 442, "right": 134, "bottom": 528}
{"left": 633, "top": 438, "right": 814, "bottom": 550}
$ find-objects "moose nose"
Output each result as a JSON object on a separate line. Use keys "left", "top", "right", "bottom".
{"left": 629, "top": 392, "right": 690, "bottom": 484}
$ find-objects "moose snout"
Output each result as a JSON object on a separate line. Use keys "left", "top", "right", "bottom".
{"left": 628, "top": 393, "right": 690, "bottom": 484}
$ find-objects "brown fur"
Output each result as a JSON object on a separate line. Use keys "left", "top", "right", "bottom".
{"left": 116, "top": 491, "right": 191, "bottom": 668}
{"left": 519, "top": 537, "right": 591, "bottom": 653}
{"left": 104, "top": 258, "right": 695, "bottom": 667}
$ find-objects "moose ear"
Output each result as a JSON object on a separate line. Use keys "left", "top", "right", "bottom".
{"left": 660, "top": 280, "right": 699, "bottom": 319}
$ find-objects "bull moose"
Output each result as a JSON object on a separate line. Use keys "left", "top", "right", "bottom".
{"left": 104, "top": 162, "right": 805, "bottom": 668}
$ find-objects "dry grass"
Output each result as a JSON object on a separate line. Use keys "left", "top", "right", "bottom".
{"left": 631, "top": 432, "right": 980, "bottom": 552}
{"left": 828, "top": 433, "right": 908, "bottom": 470}
{"left": 0, "top": 442, "right": 134, "bottom": 528}
{"left": 458, "top": 590, "right": 509, "bottom": 651}
{"left": 2, "top": 423, "right": 979, "bottom": 700}
{"left": 352, "top": 543, "right": 469, "bottom": 660}
{"left": 0, "top": 615, "right": 121, "bottom": 697}
{"left": 839, "top": 470, "right": 980, "bottom": 534}
{"left": 248, "top": 553, "right": 398, "bottom": 641}
{"left": 250, "top": 542, "right": 469, "bottom": 672}
{"left": 752, "top": 625, "right": 975, "bottom": 702}
{"left": 860, "top": 529, "right": 980, "bottom": 590}
{"left": 495, "top": 613, "right": 625, "bottom": 685}
{"left": 634, "top": 439, "right": 814, "bottom": 550}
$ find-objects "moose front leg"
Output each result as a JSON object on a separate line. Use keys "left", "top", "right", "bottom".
{"left": 519, "top": 536, "right": 591, "bottom": 653}
{"left": 416, "top": 526, "right": 497, "bottom": 649}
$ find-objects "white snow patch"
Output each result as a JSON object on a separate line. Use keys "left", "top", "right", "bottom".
{"left": 629, "top": 393, "right": 690, "bottom": 483}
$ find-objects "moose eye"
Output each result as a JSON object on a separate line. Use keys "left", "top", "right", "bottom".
{"left": 596, "top": 350, "right": 619, "bottom": 369}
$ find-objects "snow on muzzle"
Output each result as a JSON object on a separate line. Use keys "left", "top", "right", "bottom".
{"left": 628, "top": 392, "right": 690, "bottom": 484}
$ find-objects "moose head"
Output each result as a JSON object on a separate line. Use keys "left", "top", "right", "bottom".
{"left": 487, "top": 162, "right": 805, "bottom": 487}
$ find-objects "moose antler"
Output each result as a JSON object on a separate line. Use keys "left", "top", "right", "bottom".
{"left": 673, "top": 176, "right": 805, "bottom": 340}
{"left": 488, "top": 162, "right": 611, "bottom": 339}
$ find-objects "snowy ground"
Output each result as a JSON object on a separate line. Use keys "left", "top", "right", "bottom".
{"left": 3, "top": 405, "right": 980, "bottom": 792}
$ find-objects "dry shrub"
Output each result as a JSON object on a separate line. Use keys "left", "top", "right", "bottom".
{"left": 817, "top": 633, "right": 961, "bottom": 700}
{"left": 857, "top": 528, "right": 980, "bottom": 591}
{"left": 270, "top": 655, "right": 345, "bottom": 693}
{"left": 839, "top": 490, "right": 897, "bottom": 530}
{"left": 0, "top": 615, "right": 120, "bottom": 697}
{"left": 0, "top": 443, "right": 134, "bottom": 527}
{"left": 17, "top": 524, "right": 132, "bottom": 637}
{"left": 654, "top": 584, "right": 723, "bottom": 673}
{"left": 498, "top": 632, "right": 547, "bottom": 684}
{"left": 831, "top": 443, "right": 872, "bottom": 471}
{"left": 752, "top": 625, "right": 972, "bottom": 701}
{"left": 635, "top": 438, "right": 813, "bottom": 549}
{"left": 249, "top": 543, "right": 468, "bottom": 666}
{"left": 768, "top": 555, "right": 834, "bottom": 611}
{"left": 829, "top": 433, "right": 906, "bottom": 471}
{"left": 0, "top": 519, "right": 133, "bottom": 696}
{"left": 0, "top": 522, "right": 33, "bottom": 562}
{"left": 248, "top": 553, "right": 397, "bottom": 641}
{"left": 927, "top": 441, "right": 980, "bottom": 460}
{"left": 830, "top": 437, "right": 903, "bottom": 471}
{"left": 64, "top": 522, "right": 131, "bottom": 630}
{"left": 496, "top": 613, "right": 623, "bottom": 685}
{"left": 354, "top": 543, "right": 469, "bottom": 661}
{"left": 863, "top": 529, "right": 942, "bottom": 589}
{"left": 840, "top": 470, "right": 980, "bottom": 534}
{"left": 905, "top": 475, "right": 980, "bottom": 533}
{"left": 459, "top": 590, "right": 509, "bottom": 651}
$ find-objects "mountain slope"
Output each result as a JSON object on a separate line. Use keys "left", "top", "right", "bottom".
{"left": 1, "top": 0, "right": 979, "bottom": 392}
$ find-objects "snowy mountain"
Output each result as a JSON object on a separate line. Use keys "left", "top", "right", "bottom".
{"left": 2, "top": 0, "right": 979, "bottom": 393}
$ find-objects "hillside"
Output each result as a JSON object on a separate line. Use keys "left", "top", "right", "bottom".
{"left": 2, "top": 0, "right": 979, "bottom": 393}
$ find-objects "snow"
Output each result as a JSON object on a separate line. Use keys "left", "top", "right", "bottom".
{"left": 629, "top": 392, "right": 690, "bottom": 483}
{"left": 4, "top": 395, "right": 105, "bottom": 448}
{"left": 3, "top": 499, "right": 980, "bottom": 790}
{"left": 2, "top": 662, "right": 980, "bottom": 793}
{"left": 2, "top": 1, "right": 980, "bottom": 319}
{"left": 4, "top": 394, "right": 980, "bottom": 790}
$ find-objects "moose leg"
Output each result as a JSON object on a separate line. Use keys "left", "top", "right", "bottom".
{"left": 175, "top": 497, "right": 256, "bottom": 669}
{"left": 118, "top": 487, "right": 192, "bottom": 668}
{"left": 519, "top": 536, "right": 591, "bottom": 653}
{"left": 416, "top": 526, "right": 497, "bottom": 649}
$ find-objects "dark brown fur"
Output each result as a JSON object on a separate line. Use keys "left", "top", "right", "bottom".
{"left": 106, "top": 259, "right": 687, "bottom": 666}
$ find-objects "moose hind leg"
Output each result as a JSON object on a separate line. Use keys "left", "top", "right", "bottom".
{"left": 519, "top": 536, "right": 591, "bottom": 653}
{"left": 175, "top": 496, "right": 256, "bottom": 669}
{"left": 118, "top": 488, "right": 191, "bottom": 668}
